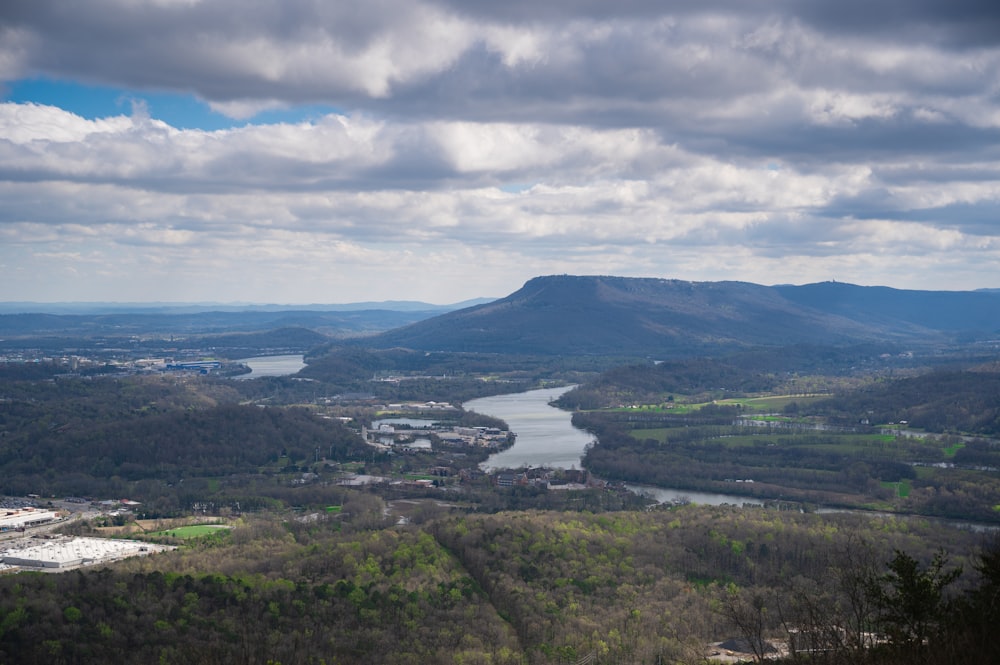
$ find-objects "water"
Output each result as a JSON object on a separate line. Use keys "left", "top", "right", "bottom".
{"left": 470, "top": 385, "right": 773, "bottom": 505}
{"left": 626, "top": 483, "right": 763, "bottom": 507}
{"left": 469, "top": 387, "right": 1000, "bottom": 521}
{"left": 236, "top": 354, "right": 305, "bottom": 378}
{"left": 377, "top": 436, "right": 433, "bottom": 450}
{"left": 468, "top": 386, "right": 595, "bottom": 471}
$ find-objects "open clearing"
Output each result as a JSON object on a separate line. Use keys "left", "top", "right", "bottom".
{"left": 145, "top": 524, "right": 231, "bottom": 539}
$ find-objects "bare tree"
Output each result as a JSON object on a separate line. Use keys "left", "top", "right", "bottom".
{"left": 716, "top": 583, "right": 773, "bottom": 663}
{"left": 831, "top": 532, "right": 881, "bottom": 654}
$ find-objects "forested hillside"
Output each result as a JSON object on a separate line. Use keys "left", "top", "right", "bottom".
{"left": 4, "top": 288, "right": 1000, "bottom": 665}
{"left": 1, "top": 403, "right": 365, "bottom": 491}
{"left": 0, "top": 370, "right": 371, "bottom": 503}
{"left": 563, "top": 357, "right": 1000, "bottom": 522}
{"left": 1, "top": 505, "right": 993, "bottom": 664}
{"left": 812, "top": 366, "right": 1000, "bottom": 436}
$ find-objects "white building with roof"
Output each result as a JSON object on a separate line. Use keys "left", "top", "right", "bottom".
{"left": 1, "top": 536, "right": 170, "bottom": 569}
{"left": 0, "top": 507, "right": 59, "bottom": 531}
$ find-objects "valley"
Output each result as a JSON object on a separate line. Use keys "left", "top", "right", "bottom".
{"left": 2, "top": 276, "right": 1000, "bottom": 664}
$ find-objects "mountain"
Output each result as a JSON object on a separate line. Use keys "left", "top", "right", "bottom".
{"left": 772, "top": 282, "right": 1000, "bottom": 333}
{"left": 0, "top": 299, "right": 494, "bottom": 315}
{"left": 361, "top": 275, "right": 1000, "bottom": 356}
{"left": 0, "top": 303, "right": 496, "bottom": 340}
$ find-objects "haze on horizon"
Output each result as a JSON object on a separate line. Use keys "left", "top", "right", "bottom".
{"left": 2, "top": 0, "right": 1000, "bottom": 305}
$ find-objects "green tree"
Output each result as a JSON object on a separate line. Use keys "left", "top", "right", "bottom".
{"left": 871, "top": 549, "right": 961, "bottom": 655}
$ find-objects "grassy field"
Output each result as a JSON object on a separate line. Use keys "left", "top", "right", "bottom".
{"left": 145, "top": 524, "right": 231, "bottom": 540}
{"left": 609, "top": 394, "right": 832, "bottom": 415}
{"left": 629, "top": 428, "right": 902, "bottom": 451}
{"left": 714, "top": 394, "right": 832, "bottom": 412}
{"left": 943, "top": 441, "right": 966, "bottom": 457}
{"left": 881, "top": 479, "right": 912, "bottom": 497}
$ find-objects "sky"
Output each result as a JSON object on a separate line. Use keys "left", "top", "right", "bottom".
{"left": 2, "top": 1, "right": 1000, "bottom": 305}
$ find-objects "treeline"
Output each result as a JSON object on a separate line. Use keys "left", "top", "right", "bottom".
{"left": 0, "top": 371, "right": 395, "bottom": 514}
{"left": 810, "top": 366, "right": 1000, "bottom": 436}
{"left": 0, "top": 372, "right": 245, "bottom": 429}
{"left": 0, "top": 388, "right": 369, "bottom": 498}
{"left": 0, "top": 505, "right": 991, "bottom": 664}
{"left": 0, "top": 528, "right": 520, "bottom": 664}
{"left": 557, "top": 358, "right": 782, "bottom": 410}
{"left": 574, "top": 410, "right": 1000, "bottom": 522}
{"left": 564, "top": 356, "right": 1000, "bottom": 439}
{"left": 298, "top": 347, "right": 606, "bottom": 403}
{"left": 1, "top": 401, "right": 367, "bottom": 490}
{"left": 717, "top": 539, "right": 1000, "bottom": 665}
{"left": 555, "top": 344, "right": 912, "bottom": 411}
{"left": 431, "top": 508, "right": 997, "bottom": 664}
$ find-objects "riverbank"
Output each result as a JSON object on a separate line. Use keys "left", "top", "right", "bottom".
{"left": 467, "top": 386, "right": 593, "bottom": 471}
{"left": 234, "top": 354, "right": 306, "bottom": 379}
{"left": 464, "top": 386, "right": 1000, "bottom": 522}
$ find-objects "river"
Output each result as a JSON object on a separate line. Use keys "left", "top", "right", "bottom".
{"left": 467, "top": 386, "right": 1000, "bottom": 521}
{"left": 235, "top": 354, "right": 306, "bottom": 378}
{"left": 468, "top": 386, "right": 796, "bottom": 506}
{"left": 625, "top": 483, "right": 763, "bottom": 507}
{"left": 468, "top": 386, "right": 594, "bottom": 471}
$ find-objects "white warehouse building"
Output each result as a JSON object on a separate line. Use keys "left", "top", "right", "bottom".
{"left": 1, "top": 536, "right": 168, "bottom": 569}
{"left": 0, "top": 507, "right": 59, "bottom": 532}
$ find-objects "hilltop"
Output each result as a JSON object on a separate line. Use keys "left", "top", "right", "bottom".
{"left": 363, "top": 275, "right": 1000, "bottom": 357}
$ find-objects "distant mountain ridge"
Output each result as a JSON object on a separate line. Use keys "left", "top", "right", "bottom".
{"left": 363, "top": 275, "right": 1000, "bottom": 356}
{"left": 0, "top": 298, "right": 493, "bottom": 315}
{"left": 0, "top": 299, "right": 495, "bottom": 340}
{"left": 771, "top": 282, "right": 1000, "bottom": 332}
{"left": 8, "top": 278, "right": 998, "bottom": 358}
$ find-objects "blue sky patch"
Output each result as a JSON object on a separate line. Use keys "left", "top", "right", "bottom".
{"left": 4, "top": 78, "right": 339, "bottom": 130}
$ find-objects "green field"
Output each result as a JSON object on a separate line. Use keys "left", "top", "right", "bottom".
{"left": 610, "top": 393, "right": 832, "bottom": 415}
{"left": 881, "top": 479, "right": 912, "bottom": 497}
{"left": 715, "top": 394, "right": 832, "bottom": 412}
{"left": 146, "top": 524, "right": 231, "bottom": 540}
{"left": 629, "top": 428, "right": 902, "bottom": 452}
{"left": 943, "top": 441, "right": 966, "bottom": 457}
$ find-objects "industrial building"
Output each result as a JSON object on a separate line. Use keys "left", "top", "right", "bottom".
{"left": 0, "top": 536, "right": 170, "bottom": 569}
{"left": 164, "top": 360, "right": 221, "bottom": 373}
{"left": 0, "top": 507, "right": 59, "bottom": 531}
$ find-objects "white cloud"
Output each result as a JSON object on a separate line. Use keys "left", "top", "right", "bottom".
{"left": 2, "top": 95, "right": 999, "bottom": 301}
{"left": 807, "top": 90, "right": 899, "bottom": 125}
{"left": 2, "top": 1, "right": 1000, "bottom": 301}
{"left": 0, "top": 103, "right": 136, "bottom": 143}
{"left": 207, "top": 99, "right": 289, "bottom": 120}
{"left": 482, "top": 25, "right": 546, "bottom": 68}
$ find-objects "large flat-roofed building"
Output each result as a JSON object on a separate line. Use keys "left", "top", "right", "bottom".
{"left": 0, "top": 508, "right": 58, "bottom": 531}
{"left": 1, "top": 536, "right": 169, "bottom": 569}
{"left": 165, "top": 360, "right": 221, "bottom": 373}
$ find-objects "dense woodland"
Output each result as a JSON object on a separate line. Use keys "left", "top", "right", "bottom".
{"left": 576, "top": 411, "right": 1000, "bottom": 522}
{"left": 1, "top": 505, "right": 997, "bottom": 664}
{"left": 557, "top": 352, "right": 1000, "bottom": 523}
{"left": 3, "top": 333, "right": 1000, "bottom": 663}
{"left": 554, "top": 348, "right": 1000, "bottom": 413}
{"left": 0, "top": 372, "right": 368, "bottom": 500}
{"left": 808, "top": 366, "right": 1000, "bottom": 436}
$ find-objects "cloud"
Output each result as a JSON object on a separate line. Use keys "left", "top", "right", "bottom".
{"left": 1, "top": 97, "right": 999, "bottom": 298}
{"left": 1, "top": 0, "right": 1000, "bottom": 301}
{"left": 207, "top": 99, "right": 290, "bottom": 120}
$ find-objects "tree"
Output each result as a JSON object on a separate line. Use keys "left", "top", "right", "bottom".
{"left": 870, "top": 549, "right": 961, "bottom": 656}
{"left": 716, "top": 583, "right": 773, "bottom": 663}
{"left": 833, "top": 533, "right": 881, "bottom": 655}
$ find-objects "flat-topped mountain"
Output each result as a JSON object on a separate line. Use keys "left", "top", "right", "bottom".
{"left": 364, "top": 275, "right": 1000, "bottom": 356}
